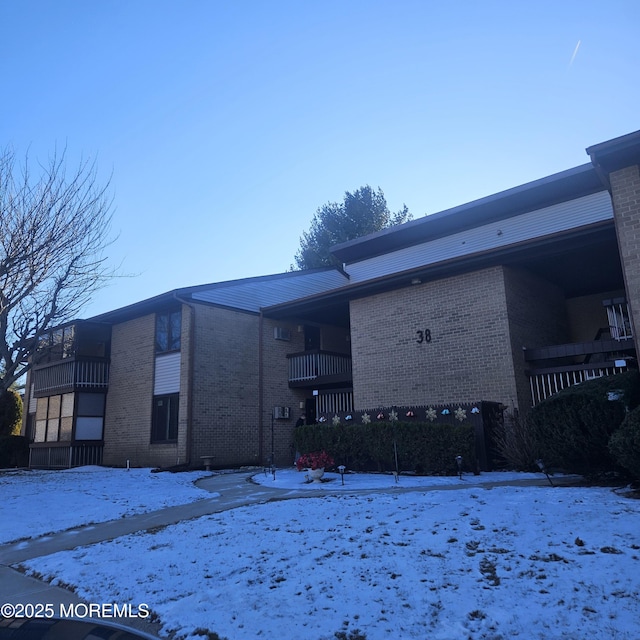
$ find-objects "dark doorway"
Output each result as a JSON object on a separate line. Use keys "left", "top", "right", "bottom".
{"left": 304, "top": 325, "right": 321, "bottom": 351}
{"left": 305, "top": 398, "right": 317, "bottom": 425}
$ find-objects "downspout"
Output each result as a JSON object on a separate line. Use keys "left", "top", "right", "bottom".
{"left": 258, "top": 310, "right": 264, "bottom": 464}
{"left": 174, "top": 293, "right": 195, "bottom": 468}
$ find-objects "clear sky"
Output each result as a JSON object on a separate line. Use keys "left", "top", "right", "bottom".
{"left": 1, "top": 0, "right": 638, "bottom": 317}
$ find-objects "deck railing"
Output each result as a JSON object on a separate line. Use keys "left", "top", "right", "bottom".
{"left": 29, "top": 442, "right": 104, "bottom": 468}
{"left": 524, "top": 333, "right": 635, "bottom": 406}
{"left": 316, "top": 390, "right": 354, "bottom": 414}
{"left": 32, "top": 358, "right": 110, "bottom": 396}
{"left": 528, "top": 362, "right": 628, "bottom": 406}
{"left": 288, "top": 350, "right": 352, "bottom": 384}
{"left": 604, "top": 298, "right": 633, "bottom": 341}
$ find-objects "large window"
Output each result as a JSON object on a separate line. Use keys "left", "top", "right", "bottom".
{"left": 34, "top": 394, "right": 74, "bottom": 442}
{"left": 151, "top": 394, "right": 179, "bottom": 443}
{"left": 75, "top": 392, "right": 105, "bottom": 440}
{"left": 36, "top": 325, "right": 76, "bottom": 363}
{"left": 155, "top": 310, "right": 182, "bottom": 353}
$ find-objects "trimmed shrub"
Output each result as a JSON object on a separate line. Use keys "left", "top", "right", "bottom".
{"left": 0, "top": 435, "right": 29, "bottom": 468}
{"left": 609, "top": 406, "right": 640, "bottom": 481}
{"left": 527, "top": 371, "right": 640, "bottom": 475}
{"left": 0, "top": 389, "right": 22, "bottom": 437}
{"left": 294, "top": 421, "right": 475, "bottom": 475}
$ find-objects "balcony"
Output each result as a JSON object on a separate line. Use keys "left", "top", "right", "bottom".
{"left": 32, "top": 357, "right": 110, "bottom": 397}
{"left": 287, "top": 350, "right": 352, "bottom": 388}
{"left": 524, "top": 336, "right": 635, "bottom": 406}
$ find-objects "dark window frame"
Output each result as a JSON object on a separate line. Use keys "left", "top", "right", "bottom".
{"left": 151, "top": 393, "right": 179, "bottom": 443}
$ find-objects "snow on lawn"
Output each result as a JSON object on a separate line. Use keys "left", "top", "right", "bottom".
{"left": 21, "top": 479, "right": 640, "bottom": 640}
{"left": 252, "top": 468, "right": 550, "bottom": 491}
{"left": 0, "top": 466, "right": 211, "bottom": 543}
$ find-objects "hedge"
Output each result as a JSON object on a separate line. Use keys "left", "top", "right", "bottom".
{"left": 609, "top": 405, "right": 640, "bottom": 481}
{"left": 294, "top": 421, "right": 475, "bottom": 475}
{"left": 528, "top": 370, "right": 640, "bottom": 475}
{"left": 0, "top": 435, "right": 29, "bottom": 468}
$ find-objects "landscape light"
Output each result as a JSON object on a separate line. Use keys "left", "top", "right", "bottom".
{"left": 455, "top": 455, "right": 463, "bottom": 479}
{"left": 536, "top": 458, "right": 554, "bottom": 487}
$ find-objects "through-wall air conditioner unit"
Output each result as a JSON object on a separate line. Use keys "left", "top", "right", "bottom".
{"left": 273, "top": 406, "right": 290, "bottom": 419}
{"left": 274, "top": 327, "right": 291, "bottom": 341}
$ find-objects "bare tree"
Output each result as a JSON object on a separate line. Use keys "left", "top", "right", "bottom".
{"left": 0, "top": 146, "right": 115, "bottom": 392}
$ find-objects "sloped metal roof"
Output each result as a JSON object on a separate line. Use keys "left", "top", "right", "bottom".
{"left": 88, "top": 269, "right": 349, "bottom": 324}
{"left": 187, "top": 269, "right": 349, "bottom": 313}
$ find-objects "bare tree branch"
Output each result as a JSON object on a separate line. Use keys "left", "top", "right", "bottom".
{"left": 0, "top": 146, "right": 116, "bottom": 391}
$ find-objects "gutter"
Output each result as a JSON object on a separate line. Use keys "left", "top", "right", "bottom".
{"left": 174, "top": 293, "right": 196, "bottom": 468}
{"left": 258, "top": 310, "right": 264, "bottom": 464}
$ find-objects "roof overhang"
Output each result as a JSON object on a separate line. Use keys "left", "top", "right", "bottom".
{"left": 332, "top": 163, "right": 604, "bottom": 264}
{"left": 264, "top": 219, "right": 621, "bottom": 322}
{"left": 587, "top": 129, "right": 640, "bottom": 189}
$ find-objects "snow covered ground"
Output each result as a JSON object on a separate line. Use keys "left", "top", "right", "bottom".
{"left": 5, "top": 467, "right": 640, "bottom": 639}
{"left": 0, "top": 466, "right": 211, "bottom": 543}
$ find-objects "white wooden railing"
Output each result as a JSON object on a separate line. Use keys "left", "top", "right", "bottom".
{"left": 288, "top": 350, "right": 352, "bottom": 383}
{"left": 32, "top": 358, "right": 110, "bottom": 395}
{"left": 316, "top": 390, "right": 354, "bottom": 414}
{"left": 528, "top": 363, "right": 628, "bottom": 406}
{"left": 605, "top": 298, "right": 633, "bottom": 341}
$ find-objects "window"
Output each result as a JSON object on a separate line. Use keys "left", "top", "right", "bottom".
{"left": 151, "top": 394, "right": 179, "bottom": 442}
{"left": 35, "top": 325, "right": 76, "bottom": 363}
{"left": 34, "top": 393, "right": 75, "bottom": 442}
{"left": 75, "top": 392, "right": 105, "bottom": 440}
{"left": 155, "top": 310, "right": 182, "bottom": 353}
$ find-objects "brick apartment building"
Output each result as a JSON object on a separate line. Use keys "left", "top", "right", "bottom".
{"left": 23, "top": 130, "right": 640, "bottom": 469}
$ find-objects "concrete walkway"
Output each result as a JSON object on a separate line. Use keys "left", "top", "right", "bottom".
{"left": 0, "top": 470, "right": 582, "bottom": 637}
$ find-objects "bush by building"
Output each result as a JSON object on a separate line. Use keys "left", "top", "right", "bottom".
{"left": 609, "top": 405, "right": 640, "bottom": 481}
{"left": 0, "top": 435, "right": 29, "bottom": 468}
{"left": 0, "top": 389, "right": 22, "bottom": 438}
{"left": 526, "top": 370, "right": 640, "bottom": 475}
{"left": 294, "top": 421, "right": 475, "bottom": 475}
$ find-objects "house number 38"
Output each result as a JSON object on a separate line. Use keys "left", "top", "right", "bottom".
{"left": 416, "top": 329, "right": 432, "bottom": 344}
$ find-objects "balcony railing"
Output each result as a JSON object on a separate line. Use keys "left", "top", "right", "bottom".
{"left": 287, "top": 350, "right": 352, "bottom": 387}
{"left": 29, "top": 442, "right": 104, "bottom": 468}
{"left": 528, "top": 362, "right": 629, "bottom": 406}
{"left": 316, "top": 389, "right": 354, "bottom": 414}
{"left": 604, "top": 297, "right": 632, "bottom": 341}
{"left": 524, "top": 336, "right": 635, "bottom": 406}
{"left": 32, "top": 357, "right": 110, "bottom": 396}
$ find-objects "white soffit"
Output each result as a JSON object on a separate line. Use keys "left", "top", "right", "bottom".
{"left": 346, "top": 191, "right": 613, "bottom": 284}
